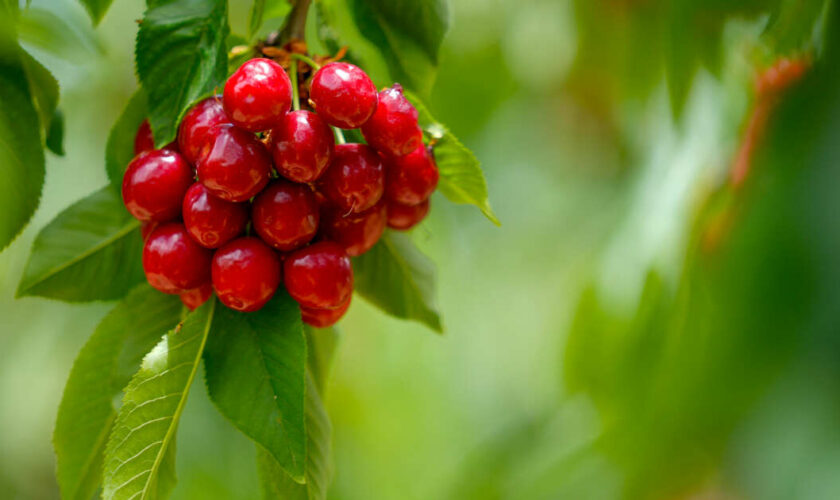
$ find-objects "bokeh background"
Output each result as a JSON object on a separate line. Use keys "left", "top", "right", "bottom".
{"left": 3, "top": 0, "right": 840, "bottom": 498}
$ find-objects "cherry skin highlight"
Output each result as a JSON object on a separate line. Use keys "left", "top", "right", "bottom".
{"left": 284, "top": 241, "right": 353, "bottom": 310}
{"left": 180, "top": 282, "right": 213, "bottom": 310}
{"left": 143, "top": 223, "right": 213, "bottom": 294}
{"left": 361, "top": 84, "right": 423, "bottom": 156}
{"left": 301, "top": 295, "right": 351, "bottom": 328}
{"left": 270, "top": 110, "right": 334, "bottom": 183}
{"left": 320, "top": 200, "right": 386, "bottom": 256}
{"left": 319, "top": 143, "right": 384, "bottom": 213}
{"left": 212, "top": 237, "right": 282, "bottom": 312}
{"left": 310, "top": 62, "right": 378, "bottom": 129}
{"left": 182, "top": 182, "right": 248, "bottom": 248}
{"left": 223, "top": 58, "right": 292, "bottom": 132}
{"left": 178, "top": 97, "right": 229, "bottom": 164}
{"left": 122, "top": 149, "right": 193, "bottom": 222}
{"left": 384, "top": 145, "right": 439, "bottom": 205}
{"left": 386, "top": 198, "right": 430, "bottom": 231}
{"left": 198, "top": 123, "right": 272, "bottom": 202}
{"left": 134, "top": 119, "right": 155, "bottom": 155}
{"left": 252, "top": 181, "right": 320, "bottom": 251}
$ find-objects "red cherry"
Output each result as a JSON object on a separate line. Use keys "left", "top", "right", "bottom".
{"left": 384, "top": 145, "right": 439, "bottom": 205}
{"left": 284, "top": 241, "right": 353, "bottom": 309}
{"left": 310, "top": 62, "right": 378, "bottom": 129}
{"left": 270, "top": 110, "right": 334, "bottom": 183}
{"left": 301, "top": 294, "right": 351, "bottom": 328}
{"left": 182, "top": 182, "right": 248, "bottom": 248}
{"left": 178, "top": 97, "right": 229, "bottom": 164}
{"left": 197, "top": 124, "right": 272, "bottom": 202}
{"left": 122, "top": 149, "right": 194, "bottom": 222}
{"left": 320, "top": 200, "right": 386, "bottom": 256}
{"left": 143, "top": 223, "right": 213, "bottom": 294}
{"left": 134, "top": 120, "right": 155, "bottom": 155}
{"left": 387, "top": 198, "right": 430, "bottom": 230}
{"left": 319, "top": 143, "right": 384, "bottom": 213}
{"left": 140, "top": 221, "right": 159, "bottom": 241}
{"left": 180, "top": 282, "right": 213, "bottom": 310}
{"left": 212, "top": 237, "right": 282, "bottom": 312}
{"left": 361, "top": 84, "right": 422, "bottom": 156}
{"left": 223, "top": 58, "right": 292, "bottom": 132}
{"left": 252, "top": 181, "right": 320, "bottom": 251}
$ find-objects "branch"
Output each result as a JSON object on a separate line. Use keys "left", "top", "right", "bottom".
{"left": 277, "top": 0, "right": 311, "bottom": 45}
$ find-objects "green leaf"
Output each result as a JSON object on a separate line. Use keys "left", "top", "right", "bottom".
{"left": 406, "top": 92, "right": 499, "bottom": 225}
{"left": 54, "top": 285, "right": 182, "bottom": 500}
{"left": 106, "top": 91, "right": 147, "bottom": 192}
{"left": 103, "top": 299, "right": 216, "bottom": 500}
{"left": 136, "top": 0, "right": 229, "bottom": 147}
{"left": 20, "top": 49, "right": 58, "bottom": 139}
{"left": 17, "top": 5, "right": 103, "bottom": 62}
{"left": 353, "top": 232, "right": 442, "bottom": 332}
{"left": 47, "top": 108, "right": 65, "bottom": 156}
{"left": 17, "top": 186, "right": 145, "bottom": 301}
{"left": 248, "top": 0, "right": 291, "bottom": 40}
{"left": 203, "top": 291, "right": 307, "bottom": 481}
{"left": 76, "top": 0, "right": 115, "bottom": 25}
{"left": 305, "top": 326, "right": 339, "bottom": 394}
{"left": 763, "top": 0, "right": 828, "bottom": 53}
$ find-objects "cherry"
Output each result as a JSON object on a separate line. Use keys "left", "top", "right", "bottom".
{"left": 197, "top": 123, "right": 272, "bottom": 202}
{"left": 301, "top": 295, "right": 351, "bottom": 328}
{"left": 252, "top": 181, "right": 320, "bottom": 251}
{"left": 310, "top": 62, "right": 378, "bottom": 129}
{"left": 134, "top": 119, "right": 155, "bottom": 155}
{"left": 387, "top": 198, "right": 430, "bottom": 230}
{"left": 212, "top": 237, "right": 282, "bottom": 312}
{"left": 384, "top": 145, "right": 439, "bottom": 205}
{"left": 361, "top": 84, "right": 422, "bottom": 156}
{"left": 140, "top": 221, "right": 159, "bottom": 241}
{"left": 284, "top": 241, "right": 353, "bottom": 309}
{"left": 223, "top": 58, "right": 292, "bottom": 132}
{"left": 182, "top": 182, "right": 248, "bottom": 248}
{"left": 320, "top": 200, "right": 386, "bottom": 256}
{"left": 122, "top": 149, "right": 193, "bottom": 222}
{"left": 180, "top": 282, "right": 213, "bottom": 310}
{"left": 270, "top": 110, "right": 334, "bottom": 183}
{"left": 319, "top": 143, "right": 384, "bottom": 213}
{"left": 178, "top": 97, "right": 229, "bottom": 164}
{"left": 143, "top": 223, "right": 213, "bottom": 294}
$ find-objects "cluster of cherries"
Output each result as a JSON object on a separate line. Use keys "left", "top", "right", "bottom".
{"left": 123, "top": 57, "right": 439, "bottom": 326}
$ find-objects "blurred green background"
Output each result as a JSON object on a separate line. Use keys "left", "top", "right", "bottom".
{"left": 3, "top": 0, "right": 840, "bottom": 498}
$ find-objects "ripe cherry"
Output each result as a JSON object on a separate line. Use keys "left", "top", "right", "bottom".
{"left": 223, "top": 58, "right": 292, "bottom": 132}
{"left": 212, "top": 237, "right": 282, "bottom": 312}
{"left": 252, "top": 181, "right": 320, "bottom": 251}
{"left": 284, "top": 241, "right": 353, "bottom": 310}
{"left": 319, "top": 143, "right": 384, "bottom": 213}
{"left": 387, "top": 198, "right": 430, "bottom": 231}
{"left": 384, "top": 145, "right": 439, "bottom": 205}
{"left": 361, "top": 84, "right": 422, "bottom": 156}
{"left": 180, "top": 282, "right": 213, "bottom": 310}
{"left": 143, "top": 223, "right": 213, "bottom": 294}
{"left": 122, "top": 149, "right": 193, "bottom": 222}
{"left": 198, "top": 123, "right": 272, "bottom": 202}
{"left": 301, "top": 295, "right": 351, "bottom": 328}
{"left": 270, "top": 110, "right": 334, "bottom": 183}
{"left": 140, "top": 221, "right": 159, "bottom": 241}
{"left": 134, "top": 120, "right": 155, "bottom": 155}
{"left": 182, "top": 182, "right": 248, "bottom": 248}
{"left": 178, "top": 97, "right": 229, "bottom": 164}
{"left": 310, "top": 62, "right": 378, "bottom": 129}
{"left": 320, "top": 200, "right": 386, "bottom": 256}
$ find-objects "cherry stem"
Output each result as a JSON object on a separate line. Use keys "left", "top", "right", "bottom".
{"left": 290, "top": 53, "right": 321, "bottom": 71}
{"left": 290, "top": 60, "right": 301, "bottom": 111}
{"left": 333, "top": 127, "right": 347, "bottom": 144}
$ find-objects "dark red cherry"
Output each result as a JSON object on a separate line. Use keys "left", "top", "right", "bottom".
{"left": 223, "top": 58, "right": 292, "bottom": 132}
{"left": 301, "top": 294, "right": 351, "bottom": 328}
{"left": 284, "top": 241, "right": 353, "bottom": 310}
{"left": 180, "top": 282, "right": 213, "bottom": 310}
{"left": 134, "top": 119, "right": 155, "bottom": 155}
{"left": 270, "top": 110, "right": 334, "bottom": 183}
{"left": 252, "top": 181, "right": 320, "bottom": 251}
{"left": 212, "top": 237, "right": 282, "bottom": 312}
{"left": 122, "top": 149, "right": 193, "bottom": 222}
{"left": 309, "top": 62, "right": 378, "bottom": 129}
{"left": 384, "top": 145, "right": 439, "bottom": 205}
{"left": 182, "top": 182, "right": 248, "bottom": 248}
{"left": 141, "top": 221, "right": 159, "bottom": 241}
{"left": 320, "top": 200, "right": 386, "bottom": 256}
{"left": 178, "top": 97, "right": 229, "bottom": 164}
{"left": 361, "top": 84, "right": 422, "bottom": 156}
{"left": 319, "top": 143, "right": 384, "bottom": 213}
{"left": 387, "top": 198, "right": 430, "bottom": 230}
{"left": 143, "top": 223, "right": 213, "bottom": 294}
{"left": 197, "top": 124, "right": 272, "bottom": 202}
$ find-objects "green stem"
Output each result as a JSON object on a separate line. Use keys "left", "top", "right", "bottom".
{"left": 290, "top": 61, "right": 300, "bottom": 111}
{"left": 333, "top": 127, "right": 347, "bottom": 144}
{"left": 290, "top": 53, "right": 321, "bottom": 71}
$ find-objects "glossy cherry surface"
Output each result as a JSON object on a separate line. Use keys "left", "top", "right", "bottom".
{"left": 198, "top": 123, "right": 272, "bottom": 202}
{"left": 310, "top": 62, "right": 378, "bottom": 129}
{"left": 361, "top": 84, "right": 422, "bottom": 156}
{"left": 223, "top": 58, "right": 292, "bottom": 132}
{"left": 319, "top": 143, "right": 384, "bottom": 213}
{"left": 301, "top": 295, "right": 351, "bottom": 328}
{"left": 384, "top": 145, "right": 439, "bottom": 205}
{"left": 134, "top": 119, "right": 155, "bottom": 155}
{"left": 320, "top": 200, "right": 386, "bottom": 256}
{"left": 212, "top": 237, "right": 282, "bottom": 312}
{"left": 270, "top": 110, "right": 334, "bottom": 183}
{"left": 284, "top": 241, "right": 353, "bottom": 309}
{"left": 252, "top": 181, "right": 320, "bottom": 251}
{"left": 178, "top": 97, "right": 229, "bottom": 164}
{"left": 180, "top": 282, "right": 213, "bottom": 310}
{"left": 143, "top": 223, "right": 213, "bottom": 294}
{"left": 182, "top": 182, "right": 248, "bottom": 248}
{"left": 122, "top": 149, "right": 194, "bottom": 222}
{"left": 387, "top": 198, "right": 430, "bottom": 230}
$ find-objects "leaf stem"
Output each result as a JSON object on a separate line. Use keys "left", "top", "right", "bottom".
{"left": 290, "top": 53, "right": 321, "bottom": 71}
{"left": 290, "top": 61, "right": 300, "bottom": 111}
{"left": 333, "top": 127, "right": 346, "bottom": 144}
